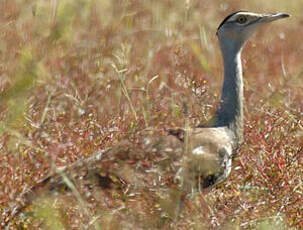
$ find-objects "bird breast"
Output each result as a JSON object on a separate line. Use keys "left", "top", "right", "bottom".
{"left": 183, "top": 127, "right": 234, "bottom": 188}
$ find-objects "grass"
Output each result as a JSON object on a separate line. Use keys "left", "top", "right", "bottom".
{"left": 0, "top": 0, "right": 302, "bottom": 229}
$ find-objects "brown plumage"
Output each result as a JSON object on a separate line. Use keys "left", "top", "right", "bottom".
{"left": 173, "top": 11, "right": 289, "bottom": 190}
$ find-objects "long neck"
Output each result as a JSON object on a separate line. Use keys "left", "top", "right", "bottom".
{"left": 215, "top": 46, "right": 244, "bottom": 144}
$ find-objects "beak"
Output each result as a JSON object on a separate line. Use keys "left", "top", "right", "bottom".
{"left": 259, "top": 13, "right": 290, "bottom": 23}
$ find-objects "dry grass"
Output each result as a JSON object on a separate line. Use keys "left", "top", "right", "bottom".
{"left": 0, "top": 0, "right": 302, "bottom": 229}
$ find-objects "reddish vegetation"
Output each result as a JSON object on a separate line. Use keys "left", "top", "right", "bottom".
{"left": 0, "top": 0, "right": 302, "bottom": 229}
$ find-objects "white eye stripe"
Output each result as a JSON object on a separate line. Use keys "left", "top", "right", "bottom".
{"left": 227, "top": 13, "right": 260, "bottom": 23}
{"left": 217, "top": 11, "right": 260, "bottom": 31}
{"left": 226, "top": 16, "right": 259, "bottom": 26}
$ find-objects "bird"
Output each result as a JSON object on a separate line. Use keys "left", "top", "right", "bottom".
{"left": 174, "top": 11, "right": 290, "bottom": 191}
{"left": 1, "top": 11, "right": 290, "bottom": 227}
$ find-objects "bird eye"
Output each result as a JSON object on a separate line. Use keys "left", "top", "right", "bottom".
{"left": 237, "top": 15, "right": 247, "bottom": 24}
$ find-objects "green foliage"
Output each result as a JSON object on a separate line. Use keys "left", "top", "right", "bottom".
{"left": 50, "top": 0, "right": 76, "bottom": 42}
{"left": 34, "top": 198, "right": 65, "bottom": 230}
{"left": 0, "top": 46, "right": 38, "bottom": 131}
{"left": 256, "top": 217, "right": 286, "bottom": 230}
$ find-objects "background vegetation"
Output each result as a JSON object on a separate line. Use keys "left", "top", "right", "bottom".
{"left": 0, "top": 0, "right": 302, "bottom": 229}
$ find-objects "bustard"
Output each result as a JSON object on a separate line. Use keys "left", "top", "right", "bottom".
{"left": 176, "top": 11, "right": 289, "bottom": 190}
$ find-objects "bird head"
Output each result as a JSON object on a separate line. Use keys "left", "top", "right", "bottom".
{"left": 217, "top": 11, "right": 289, "bottom": 53}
